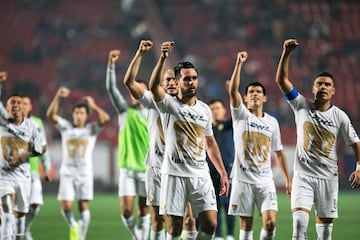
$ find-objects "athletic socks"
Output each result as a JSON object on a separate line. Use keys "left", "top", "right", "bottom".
{"left": 239, "top": 230, "right": 253, "bottom": 240}
{"left": 150, "top": 229, "right": 165, "bottom": 240}
{"left": 292, "top": 210, "right": 309, "bottom": 240}
{"left": 25, "top": 205, "right": 40, "bottom": 233}
{"left": 166, "top": 232, "right": 181, "bottom": 240}
{"left": 139, "top": 214, "right": 151, "bottom": 240}
{"left": 60, "top": 209, "right": 77, "bottom": 228}
{"left": 79, "top": 209, "right": 91, "bottom": 240}
{"left": 15, "top": 215, "right": 26, "bottom": 239}
{"left": 259, "top": 228, "right": 276, "bottom": 240}
{"left": 316, "top": 223, "right": 333, "bottom": 240}
{"left": 121, "top": 214, "right": 138, "bottom": 238}
{"left": 181, "top": 229, "right": 198, "bottom": 239}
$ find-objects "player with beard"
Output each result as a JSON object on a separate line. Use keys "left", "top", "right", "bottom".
{"left": 149, "top": 41, "right": 229, "bottom": 240}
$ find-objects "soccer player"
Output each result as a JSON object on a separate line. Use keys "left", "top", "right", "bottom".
{"left": 275, "top": 39, "right": 360, "bottom": 240}
{"left": 21, "top": 94, "right": 52, "bottom": 240}
{"left": 0, "top": 73, "right": 44, "bottom": 240}
{"left": 149, "top": 41, "right": 229, "bottom": 240}
{"left": 106, "top": 48, "right": 150, "bottom": 240}
{"left": 46, "top": 87, "right": 110, "bottom": 240}
{"left": 228, "top": 51, "right": 291, "bottom": 240}
{"left": 207, "top": 98, "right": 235, "bottom": 240}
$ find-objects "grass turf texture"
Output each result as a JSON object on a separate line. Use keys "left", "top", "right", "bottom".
{"left": 31, "top": 193, "right": 359, "bottom": 239}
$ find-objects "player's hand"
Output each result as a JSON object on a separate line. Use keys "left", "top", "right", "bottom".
{"left": 138, "top": 40, "right": 153, "bottom": 54}
{"left": 219, "top": 175, "right": 229, "bottom": 197}
{"left": 285, "top": 179, "right": 292, "bottom": 197}
{"left": 161, "top": 41, "right": 175, "bottom": 59}
{"left": 44, "top": 173, "right": 52, "bottom": 182}
{"left": 83, "top": 96, "right": 95, "bottom": 108}
{"left": 108, "top": 49, "right": 121, "bottom": 65}
{"left": 0, "top": 71, "right": 8, "bottom": 84}
{"left": 237, "top": 51, "right": 248, "bottom": 64}
{"left": 57, "top": 87, "right": 70, "bottom": 98}
{"left": 283, "top": 39, "right": 299, "bottom": 54}
{"left": 348, "top": 170, "right": 360, "bottom": 188}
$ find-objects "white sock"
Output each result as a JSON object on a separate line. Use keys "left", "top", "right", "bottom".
{"left": 121, "top": 214, "right": 138, "bottom": 238}
{"left": 25, "top": 206, "right": 41, "bottom": 232}
{"left": 61, "top": 209, "right": 77, "bottom": 228}
{"left": 150, "top": 229, "right": 165, "bottom": 240}
{"left": 15, "top": 215, "right": 26, "bottom": 238}
{"left": 292, "top": 211, "right": 309, "bottom": 240}
{"left": 1, "top": 213, "right": 15, "bottom": 240}
{"left": 196, "top": 231, "right": 215, "bottom": 240}
{"left": 182, "top": 229, "right": 198, "bottom": 239}
{"left": 166, "top": 232, "right": 181, "bottom": 240}
{"left": 139, "top": 214, "right": 151, "bottom": 240}
{"left": 239, "top": 230, "right": 253, "bottom": 240}
{"left": 316, "top": 223, "right": 333, "bottom": 240}
{"left": 79, "top": 209, "right": 91, "bottom": 240}
{"left": 260, "top": 228, "right": 276, "bottom": 240}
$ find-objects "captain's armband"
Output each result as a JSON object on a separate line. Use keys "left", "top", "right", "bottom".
{"left": 284, "top": 88, "right": 299, "bottom": 101}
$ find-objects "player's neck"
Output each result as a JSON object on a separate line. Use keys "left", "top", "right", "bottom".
{"left": 249, "top": 106, "right": 263, "bottom": 118}
{"left": 9, "top": 116, "right": 24, "bottom": 126}
{"left": 314, "top": 100, "right": 332, "bottom": 112}
{"left": 177, "top": 94, "right": 197, "bottom": 106}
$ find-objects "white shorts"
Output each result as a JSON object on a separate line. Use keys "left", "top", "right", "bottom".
{"left": 57, "top": 174, "right": 93, "bottom": 201}
{"left": 118, "top": 168, "right": 146, "bottom": 197}
{"left": 0, "top": 179, "right": 31, "bottom": 213}
{"left": 159, "top": 174, "right": 217, "bottom": 217}
{"left": 291, "top": 172, "right": 338, "bottom": 218}
{"left": 30, "top": 172, "right": 43, "bottom": 205}
{"left": 228, "top": 179, "right": 278, "bottom": 217}
{"left": 145, "top": 166, "right": 161, "bottom": 206}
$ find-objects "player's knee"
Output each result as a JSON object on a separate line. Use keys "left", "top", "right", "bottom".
{"left": 264, "top": 219, "right": 276, "bottom": 231}
{"left": 153, "top": 214, "right": 165, "bottom": 231}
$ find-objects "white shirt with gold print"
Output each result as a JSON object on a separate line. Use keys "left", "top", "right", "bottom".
{"left": 288, "top": 94, "right": 359, "bottom": 180}
{"left": 56, "top": 117, "right": 101, "bottom": 176}
{"left": 231, "top": 103, "right": 283, "bottom": 184}
{"left": 156, "top": 94, "right": 213, "bottom": 177}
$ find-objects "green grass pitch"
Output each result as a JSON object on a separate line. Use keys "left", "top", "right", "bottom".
{"left": 30, "top": 192, "right": 359, "bottom": 239}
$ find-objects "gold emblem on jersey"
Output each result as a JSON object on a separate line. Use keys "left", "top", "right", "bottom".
{"left": 174, "top": 121, "right": 205, "bottom": 159}
{"left": 242, "top": 131, "right": 270, "bottom": 168}
{"left": 1, "top": 136, "right": 29, "bottom": 162}
{"left": 303, "top": 121, "right": 335, "bottom": 158}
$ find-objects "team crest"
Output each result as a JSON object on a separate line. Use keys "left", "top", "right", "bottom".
{"left": 231, "top": 204, "right": 238, "bottom": 211}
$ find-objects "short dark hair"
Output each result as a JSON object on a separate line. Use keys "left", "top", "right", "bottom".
{"left": 315, "top": 72, "right": 335, "bottom": 85}
{"left": 174, "top": 61, "right": 198, "bottom": 79}
{"left": 208, "top": 99, "right": 225, "bottom": 107}
{"left": 72, "top": 102, "right": 90, "bottom": 115}
{"left": 244, "top": 81, "right": 266, "bottom": 96}
{"left": 6, "top": 93, "right": 22, "bottom": 101}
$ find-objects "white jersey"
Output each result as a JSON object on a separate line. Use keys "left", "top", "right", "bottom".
{"left": 156, "top": 94, "right": 213, "bottom": 177}
{"left": 0, "top": 118, "right": 42, "bottom": 181}
{"left": 231, "top": 104, "right": 283, "bottom": 184}
{"left": 56, "top": 117, "right": 101, "bottom": 176}
{"left": 288, "top": 94, "right": 360, "bottom": 180}
{"left": 137, "top": 90, "right": 165, "bottom": 168}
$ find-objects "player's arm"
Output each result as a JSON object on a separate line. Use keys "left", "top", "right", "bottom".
{"left": 106, "top": 50, "right": 128, "bottom": 114}
{"left": 0, "top": 71, "right": 9, "bottom": 119}
{"left": 275, "top": 39, "right": 298, "bottom": 94}
{"left": 273, "top": 150, "right": 292, "bottom": 197}
{"left": 348, "top": 142, "right": 360, "bottom": 188}
{"left": 205, "top": 135, "right": 229, "bottom": 196}
{"left": 149, "top": 41, "right": 174, "bottom": 102}
{"left": 229, "top": 51, "right": 248, "bottom": 108}
{"left": 124, "top": 40, "right": 153, "bottom": 99}
{"left": 46, "top": 87, "right": 70, "bottom": 124}
{"left": 83, "top": 96, "right": 110, "bottom": 127}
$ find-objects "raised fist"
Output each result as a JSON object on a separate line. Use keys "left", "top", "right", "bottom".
{"left": 109, "top": 50, "right": 121, "bottom": 65}
{"left": 138, "top": 40, "right": 153, "bottom": 53}
{"left": 237, "top": 51, "right": 248, "bottom": 63}
{"left": 283, "top": 39, "right": 299, "bottom": 53}
{"left": 57, "top": 87, "right": 70, "bottom": 98}
{"left": 0, "top": 71, "right": 8, "bottom": 84}
{"left": 161, "top": 41, "right": 175, "bottom": 58}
